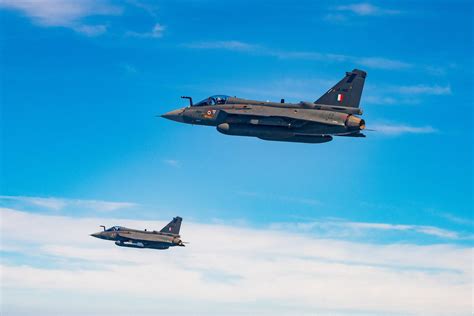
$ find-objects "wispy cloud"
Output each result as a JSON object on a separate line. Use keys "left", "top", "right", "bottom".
{"left": 73, "top": 24, "right": 108, "bottom": 36}
{"left": 126, "top": 23, "right": 165, "bottom": 38}
{"left": 0, "top": 207, "right": 472, "bottom": 315}
{"left": 185, "top": 40, "right": 257, "bottom": 52}
{"left": 341, "top": 222, "right": 461, "bottom": 239}
{"left": 127, "top": 0, "right": 160, "bottom": 18}
{"left": 200, "top": 77, "right": 447, "bottom": 107}
{"left": 184, "top": 40, "right": 412, "bottom": 70}
{"left": 119, "top": 63, "right": 138, "bottom": 74}
{"left": 163, "top": 159, "right": 180, "bottom": 168}
{"left": 393, "top": 84, "right": 452, "bottom": 95}
{"left": 335, "top": 3, "right": 401, "bottom": 16}
{"left": 363, "top": 83, "right": 451, "bottom": 106}
{"left": 364, "top": 95, "right": 400, "bottom": 105}
{"left": 371, "top": 124, "right": 438, "bottom": 135}
{"left": 269, "top": 50, "right": 412, "bottom": 70}
{"left": 270, "top": 219, "right": 469, "bottom": 240}
{"left": 438, "top": 213, "right": 474, "bottom": 227}
{"left": 237, "top": 191, "right": 320, "bottom": 206}
{"left": 0, "top": 0, "right": 122, "bottom": 36}
{"left": 323, "top": 13, "right": 349, "bottom": 23}
{"left": 0, "top": 195, "right": 136, "bottom": 212}
{"left": 325, "top": 3, "right": 401, "bottom": 24}
{"left": 356, "top": 57, "right": 411, "bottom": 69}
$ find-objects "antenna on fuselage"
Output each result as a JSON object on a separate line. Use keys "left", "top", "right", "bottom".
{"left": 181, "top": 96, "right": 193, "bottom": 107}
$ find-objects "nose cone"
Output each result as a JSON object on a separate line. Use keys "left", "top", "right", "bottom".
{"left": 161, "top": 108, "right": 185, "bottom": 122}
{"left": 90, "top": 232, "right": 102, "bottom": 239}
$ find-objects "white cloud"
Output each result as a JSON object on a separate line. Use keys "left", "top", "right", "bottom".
{"left": 119, "top": 63, "right": 138, "bottom": 74}
{"left": 237, "top": 191, "right": 320, "bottom": 206}
{"left": 163, "top": 159, "right": 180, "bottom": 168}
{"left": 126, "top": 23, "right": 165, "bottom": 38}
{"left": 363, "top": 83, "right": 452, "bottom": 106}
{"left": 415, "top": 226, "right": 459, "bottom": 239}
{"left": 184, "top": 40, "right": 412, "bottom": 70}
{"left": 438, "top": 213, "right": 474, "bottom": 226}
{"left": 73, "top": 24, "right": 107, "bottom": 36}
{"left": 325, "top": 3, "right": 400, "bottom": 24}
{"left": 0, "top": 0, "right": 121, "bottom": 36}
{"left": 324, "top": 13, "right": 348, "bottom": 23}
{"left": 185, "top": 40, "right": 258, "bottom": 51}
{"left": 371, "top": 124, "right": 438, "bottom": 135}
{"left": 0, "top": 207, "right": 472, "bottom": 315}
{"left": 394, "top": 84, "right": 452, "bottom": 95}
{"left": 127, "top": 0, "right": 160, "bottom": 18}
{"left": 335, "top": 3, "right": 401, "bottom": 16}
{"left": 341, "top": 222, "right": 461, "bottom": 239}
{"left": 0, "top": 195, "right": 67, "bottom": 210}
{"left": 0, "top": 1, "right": 166, "bottom": 38}
{"left": 0, "top": 195, "right": 136, "bottom": 212}
{"left": 270, "top": 220, "right": 470, "bottom": 240}
{"left": 185, "top": 41, "right": 454, "bottom": 76}
{"left": 364, "top": 95, "right": 399, "bottom": 105}
{"left": 356, "top": 56, "right": 411, "bottom": 69}
{"left": 150, "top": 23, "right": 165, "bottom": 37}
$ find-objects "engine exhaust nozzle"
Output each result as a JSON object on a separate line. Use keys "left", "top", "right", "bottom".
{"left": 345, "top": 115, "right": 365, "bottom": 130}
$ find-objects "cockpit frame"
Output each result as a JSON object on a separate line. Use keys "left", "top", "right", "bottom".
{"left": 194, "top": 95, "right": 230, "bottom": 107}
{"left": 105, "top": 226, "right": 122, "bottom": 232}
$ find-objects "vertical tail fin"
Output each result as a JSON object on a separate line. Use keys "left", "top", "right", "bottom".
{"left": 315, "top": 69, "right": 367, "bottom": 108}
{"left": 160, "top": 217, "right": 182, "bottom": 235}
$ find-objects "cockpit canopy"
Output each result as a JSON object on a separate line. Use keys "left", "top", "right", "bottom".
{"left": 106, "top": 226, "right": 122, "bottom": 231}
{"left": 194, "top": 95, "right": 230, "bottom": 106}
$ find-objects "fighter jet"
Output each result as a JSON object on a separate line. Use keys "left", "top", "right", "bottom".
{"left": 90, "top": 216, "right": 186, "bottom": 250}
{"left": 162, "top": 69, "right": 367, "bottom": 143}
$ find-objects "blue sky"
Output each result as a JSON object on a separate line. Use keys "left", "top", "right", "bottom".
{"left": 0, "top": 1, "right": 473, "bottom": 315}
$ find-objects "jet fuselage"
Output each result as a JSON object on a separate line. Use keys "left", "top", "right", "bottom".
{"left": 91, "top": 217, "right": 185, "bottom": 250}
{"left": 162, "top": 98, "right": 365, "bottom": 143}
{"left": 161, "top": 69, "right": 367, "bottom": 143}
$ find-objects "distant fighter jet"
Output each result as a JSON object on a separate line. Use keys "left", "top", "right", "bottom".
{"left": 162, "top": 69, "right": 367, "bottom": 143}
{"left": 90, "top": 217, "right": 186, "bottom": 250}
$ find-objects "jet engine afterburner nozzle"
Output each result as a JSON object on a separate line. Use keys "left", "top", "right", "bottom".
{"left": 173, "top": 237, "right": 185, "bottom": 246}
{"left": 345, "top": 115, "right": 365, "bottom": 130}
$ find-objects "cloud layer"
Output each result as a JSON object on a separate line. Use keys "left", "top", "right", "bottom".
{"left": 0, "top": 195, "right": 136, "bottom": 211}
{"left": 0, "top": 0, "right": 121, "bottom": 36}
{"left": 1, "top": 206, "right": 472, "bottom": 315}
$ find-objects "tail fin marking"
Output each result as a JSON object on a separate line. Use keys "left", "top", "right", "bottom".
{"left": 160, "top": 217, "right": 182, "bottom": 235}
{"left": 315, "top": 69, "right": 367, "bottom": 108}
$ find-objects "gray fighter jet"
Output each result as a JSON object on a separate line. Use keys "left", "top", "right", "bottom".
{"left": 90, "top": 217, "right": 186, "bottom": 250}
{"left": 162, "top": 69, "right": 367, "bottom": 143}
